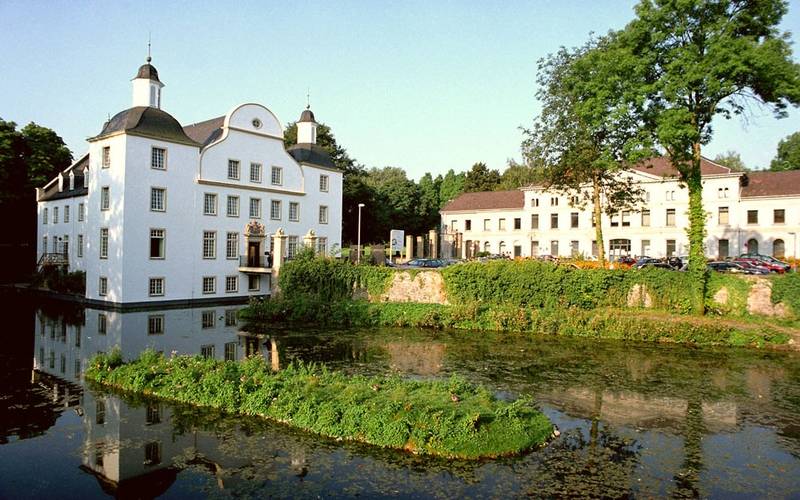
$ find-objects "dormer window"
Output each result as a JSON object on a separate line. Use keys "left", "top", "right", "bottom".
{"left": 69, "top": 173, "right": 75, "bottom": 190}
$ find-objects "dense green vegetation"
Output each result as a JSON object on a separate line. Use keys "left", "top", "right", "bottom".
{"left": 31, "top": 268, "right": 86, "bottom": 294}
{"left": 86, "top": 350, "right": 553, "bottom": 459}
{"left": 243, "top": 299, "right": 790, "bottom": 348}
{"left": 773, "top": 273, "right": 800, "bottom": 316}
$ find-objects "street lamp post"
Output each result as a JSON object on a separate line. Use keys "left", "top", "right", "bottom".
{"left": 357, "top": 203, "right": 365, "bottom": 265}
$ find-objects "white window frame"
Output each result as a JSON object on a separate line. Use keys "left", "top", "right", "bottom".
{"left": 78, "top": 203, "right": 84, "bottom": 221}
{"left": 100, "top": 187, "right": 110, "bottom": 211}
{"left": 271, "top": 166, "right": 283, "bottom": 186}
{"left": 43, "top": 207, "right": 48, "bottom": 225}
{"left": 203, "top": 193, "right": 218, "bottom": 216}
{"left": 319, "top": 205, "right": 328, "bottom": 224}
{"left": 226, "top": 232, "right": 239, "bottom": 260}
{"left": 248, "top": 275, "right": 260, "bottom": 291}
{"left": 99, "top": 228, "right": 109, "bottom": 259}
{"left": 150, "top": 187, "right": 166, "bottom": 212}
{"left": 289, "top": 202, "right": 299, "bottom": 222}
{"left": 203, "top": 231, "right": 217, "bottom": 259}
{"left": 319, "top": 174, "right": 329, "bottom": 192}
{"left": 250, "top": 162, "right": 262, "bottom": 183}
{"left": 228, "top": 159, "right": 240, "bottom": 180}
{"left": 249, "top": 198, "right": 261, "bottom": 218}
{"left": 64, "top": 205, "right": 70, "bottom": 223}
{"left": 225, "top": 275, "right": 239, "bottom": 293}
{"left": 150, "top": 228, "right": 166, "bottom": 259}
{"left": 53, "top": 206, "right": 59, "bottom": 223}
{"left": 147, "top": 315, "right": 165, "bottom": 335}
{"left": 201, "top": 310, "right": 215, "bottom": 328}
{"left": 151, "top": 147, "right": 167, "bottom": 170}
{"left": 202, "top": 276, "right": 217, "bottom": 295}
{"left": 102, "top": 146, "right": 110, "bottom": 169}
{"left": 226, "top": 195, "right": 240, "bottom": 217}
{"left": 270, "top": 200, "right": 281, "bottom": 220}
{"left": 149, "top": 277, "right": 165, "bottom": 297}
{"left": 98, "top": 277, "right": 108, "bottom": 296}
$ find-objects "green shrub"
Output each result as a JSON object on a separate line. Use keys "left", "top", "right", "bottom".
{"left": 32, "top": 267, "right": 86, "bottom": 294}
{"left": 772, "top": 273, "right": 800, "bottom": 316}
{"left": 278, "top": 254, "right": 393, "bottom": 301}
{"left": 86, "top": 351, "right": 553, "bottom": 459}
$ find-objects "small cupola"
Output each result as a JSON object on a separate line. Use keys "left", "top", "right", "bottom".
{"left": 297, "top": 106, "right": 318, "bottom": 145}
{"left": 132, "top": 53, "right": 164, "bottom": 109}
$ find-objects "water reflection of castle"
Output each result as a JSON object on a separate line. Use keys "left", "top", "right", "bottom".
{"left": 32, "top": 303, "right": 288, "bottom": 495}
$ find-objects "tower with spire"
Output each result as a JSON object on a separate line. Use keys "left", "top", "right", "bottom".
{"left": 296, "top": 99, "right": 318, "bottom": 145}
{"left": 131, "top": 42, "right": 164, "bottom": 108}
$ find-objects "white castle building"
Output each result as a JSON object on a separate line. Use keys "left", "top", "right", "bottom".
{"left": 36, "top": 58, "right": 342, "bottom": 305}
{"left": 441, "top": 157, "right": 800, "bottom": 260}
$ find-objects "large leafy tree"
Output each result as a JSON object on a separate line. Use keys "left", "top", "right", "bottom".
{"left": 523, "top": 38, "right": 651, "bottom": 266}
{"left": 620, "top": 0, "right": 800, "bottom": 313}
{"left": 463, "top": 162, "right": 501, "bottom": 192}
{"left": 770, "top": 131, "right": 800, "bottom": 170}
{"left": 0, "top": 118, "right": 72, "bottom": 281}
{"left": 417, "top": 172, "right": 442, "bottom": 231}
{"left": 497, "top": 159, "right": 540, "bottom": 190}
{"left": 438, "top": 169, "right": 466, "bottom": 207}
{"left": 713, "top": 150, "right": 749, "bottom": 171}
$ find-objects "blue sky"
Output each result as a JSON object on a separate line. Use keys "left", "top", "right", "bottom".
{"left": 1, "top": 0, "right": 799, "bottom": 178}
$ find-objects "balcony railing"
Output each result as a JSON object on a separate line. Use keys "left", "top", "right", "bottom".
{"left": 239, "top": 255, "right": 272, "bottom": 269}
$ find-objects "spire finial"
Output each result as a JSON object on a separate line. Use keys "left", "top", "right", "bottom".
{"left": 306, "top": 88, "right": 310, "bottom": 110}
{"left": 146, "top": 32, "right": 152, "bottom": 63}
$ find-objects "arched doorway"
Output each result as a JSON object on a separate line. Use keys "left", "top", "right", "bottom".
{"left": 773, "top": 239, "right": 785, "bottom": 258}
{"left": 483, "top": 241, "right": 491, "bottom": 253}
{"left": 498, "top": 241, "right": 506, "bottom": 256}
{"left": 746, "top": 238, "right": 759, "bottom": 255}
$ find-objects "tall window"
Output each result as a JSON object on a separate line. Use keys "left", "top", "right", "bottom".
{"left": 621, "top": 211, "right": 631, "bottom": 227}
{"left": 150, "top": 229, "right": 165, "bottom": 259}
{"left": 151, "top": 147, "right": 166, "bottom": 170}
{"left": 570, "top": 240, "right": 579, "bottom": 256}
{"left": 514, "top": 218, "right": 522, "bottom": 230}
{"left": 465, "top": 220, "right": 472, "bottom": 231}
{"left": 249, "top": 198, "right": 261, "bottom": 218}
{"left": 319, "top": 174, "right": 329, "bottom": 192}
{"left": 202, "top": 276, "right": 216, "bottom": 294}
{"left": 289, "top": 202, "right": 299, "bottom": 222}
{"left": 550, "top": 213, "right": 558, "bottom": 229}
{"left": 226, "top": 195, "right": 239, "bottom": 217}
{"left": 78, "top": 203, "right": 84, "bottom": 221}
{"left": 531, "top": 214, "right": 539, "bottom": 229}
{"left": 101, "top": 187, "right": 110, "bottom": 211}
{"left": 250, "top": 162, "right": 262, "bottom": 183}
{"left": 54, "top": 206, "right": 59, "bottom": 223}
{"left": 319, "top": 205, "right": 329, "bottom": 224}
{"left": 498, "top": 218, "right": 506, "bottom": 231}
{"left": 248, "top": 275, "right": 260, "bottom": 291}
{"left": 550, "top": 197, "right": 559, "bottom": 206}
{"left": 666, "top": 239, "right": 676, "bottom": 257}
{"left": 64, "top": 206, "right": 70, "bottom": 223}
{"left": 148, "top": 315, "right": 164, "bottom": 335}
{"left": 774, "top": 239, "right": 785, "bottom": 258}
{"left": 719, "top": 239, "right": 729, "bottom": 259}
{"left": 43, "top": 208, "right": 48, "bottom": 224}
{"left": 98, "top": 313, "right": 107, "bottom": 334}
{"left": 551, "top": 240, "right": 559, "bottom": 256}
{"left": 641, "top": 210, "right": 651, "bottom": 227}
{"left": 203, "top": 193, "right": 217, "bottom": 215}
{"left": 271, "top": 166, "right": 283, "bottom": 185}
{"left": 228, "top": 160, "right": 240, "bottom": 180}
{"left": 42, "top": 236, "right": 47, "bottom": 254}
{"left": 718, "top": 207, "right": 729, "bottom": 225}
{"left": 287, "top": 236, "right": 298, "bottom": 259}
{"left": 150, "top": 187, "right": 166, "bottom": 211}
{"left": 102, "top": 146, "right": 110, "bottom": 168}
{"left": 666, "top": 209, "right": 676, "bottom": 227}
{"left": 98, "top": 277, "right": 108, "bottom": 296}
{"left": 570, "top": 212, "right": 579, "bottom": 229}
{"left": 77, "top": 234, "right": 84, "bottom": 258}
{"left": 484, "top": 219, "right": 491, "bottom": 231}
{"left": 226, "top": 232, "right": 238, "bottom": 259}
{"left": 225, "top": 309, "right": 238, "bottom": 326}
{"left": 99, "top": 228, "right": 109, "bottom": 259}
{"left": 317, "top": 236, "right": 328, "bottom": 255}
{"left": 224, "top": 342, "right": 237, "bottom": 361}
{"left": 203, "top": 231, "right": 216, "bottom": 259}
{"left": 747, "top": 210, "right": 758, "bottom": 224}
{"left": 774, "top": 209, "right": 785, "bottom": 224}
{"left": 270, "top": 200, "right": 281, "bottom": 220}
{"left": 149, "top": 277, "right": 164, "bottom": 296}
{"left": 225, "top": 276, "right": 238, "bottom": 293}
{"left": 531, "top": 198, "right": 539, "bottom": 207}
{"left": 201, "top": 310, "right": 215, "bottom": 328}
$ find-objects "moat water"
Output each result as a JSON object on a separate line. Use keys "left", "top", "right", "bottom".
{"left": 2, "top": 292, "right": 800, "bottom": 498}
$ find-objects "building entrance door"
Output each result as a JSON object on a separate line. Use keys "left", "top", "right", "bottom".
{"left": 248, "top": 241, "right": 260, "bottom": 267}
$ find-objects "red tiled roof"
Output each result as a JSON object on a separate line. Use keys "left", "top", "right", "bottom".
{"left": 441, "top": 190, "right": 524, "bottom": 212}
{"left": 741, "top": 170, "right": 800, "bottom": 197}
{"left": 631, "top": 156, "right": 731, "bottom": 177}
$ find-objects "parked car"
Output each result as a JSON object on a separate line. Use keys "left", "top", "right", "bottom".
{"left": 708, "top": 261, "right": 749, "bottom": 274}
{"left": 404, "top": 258, "right": 445, "bottom": 268}
{"left": 633, "top": 258, "right": 675, "bottom": 270}
{"left": 728, "top": 260, "right": 770, "bottom": 275}
{"left": 739, "top": 254, "right": 790, "bottom": 272}
{"left": 736, "top": 256, "right": 786, "bottom": 274}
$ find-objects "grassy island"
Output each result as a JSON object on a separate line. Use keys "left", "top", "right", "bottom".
{"left": 86, "top": 350, "right": 554, "bottom": 460}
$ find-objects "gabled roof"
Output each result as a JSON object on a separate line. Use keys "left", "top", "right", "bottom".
{"left": 90, "top": 107, "right": 199, "bottom": 146}
{"left": 183, "top": 116, "right": 225, "bottom": 146}
{"left": 441, "top": 190, "right": 524, "bottom": 212}
{"left": 631, "top": 156, "right": 731, "bottom": 178}
{"left": 741, "top": 170, "right": 800, "bottom": 197}
{"left": 39, "top": 154, "right": 89, "bottom": 201}
{"left": 287, "top": 143, "right": 337, "bottom": 170}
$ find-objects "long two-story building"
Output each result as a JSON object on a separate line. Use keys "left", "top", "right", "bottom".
{"left": 441, "top": 158, "right": 800, "bottom": 260}
{"left": 36, "top": 58, "right": 342, "bottom": 305}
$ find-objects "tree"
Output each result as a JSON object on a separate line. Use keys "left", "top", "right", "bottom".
{"left": 417, "top": 172, "right": 441, "bottom": 231}
{"left": 463, "top": 162, "right": 501, "bottom": 192}
{"left": 713, "top": 150, "right": 749, "bottom": 172}
{"left": 365, "top": 166, "right": 421, "bottom": 237}
{"left": 21, "top": 123, "right": 74, "bottom": 188}
{"left": 497, "top": 159, "right": 540, "bottom": 190}
{"left": 770, "top": 131, "right": 800, "bottom": 170}
{"left": 620, "top": 0, "right": 800, "bottom": 313}
{"left": 523, "top": 38, "right": 651, "bottom": 267}
{"left": 438, "top": 169, "right": 466, "bottom": 207}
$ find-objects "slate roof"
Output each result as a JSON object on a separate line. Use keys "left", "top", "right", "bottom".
{"left": 287, "top": 143, "right": 337, "bottom": 169}
{"left": 183, "top": 116, "right": 225, "bottom": 146}
{"left": 40, "top": 154, "right": 89, "bottom": 201}
{"left": 298, "top": 109, "right": 316, "bottom": 123}
{"left": 91, "top": 107, "right": 199, "bottom": 146}
{"left": 441, "top": 190, "right": 524, "bottom": 212}
{"left": 135, "top": 62, "right": 161, "bottom": 83}
{"left": 741, "top": 170, "right": 800, "bottom": 198}
{"left": 631, "top": 156, "right": 731, "bottom": 177}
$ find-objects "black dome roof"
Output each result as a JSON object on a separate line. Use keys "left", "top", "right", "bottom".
{"left": 91, "top": 107, "right": 198, "bottom": 146}
{"left": 298, "top": 109, "right": 316, "bottom": 123}
{"left": 287, "top": 143, "right": 336, "bottom": 169}
{"left": 135, "top": 62, "right": 161, "bottom": 83}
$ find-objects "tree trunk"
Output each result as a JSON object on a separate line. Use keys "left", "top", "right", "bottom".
{"left": 686, "top": 143, "right": 707, "bottom": 315}
{"left": 592, "top": 177, "right": 606, "bottom": 267}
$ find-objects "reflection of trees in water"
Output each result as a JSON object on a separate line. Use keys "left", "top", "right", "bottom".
{"left": 529, "top": 425, "right": 641, "bottom": 498}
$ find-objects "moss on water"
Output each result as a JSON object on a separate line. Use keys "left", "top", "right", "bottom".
{"left": 85, "top": 350, "right": 553, "bottom": 460}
